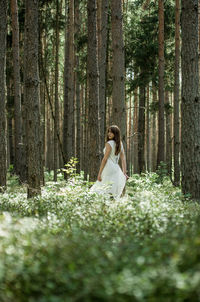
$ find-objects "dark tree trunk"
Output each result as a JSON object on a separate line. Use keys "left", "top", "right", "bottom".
{"left": 87, "top": 0, "right": 100, "bottom": 181}
{"left": 54, "top": 0, "right": 60, "bottom": 181}
{"left": 165, "top": 91, "right": 172, "bottom": 178}
{"left": 63, "top": 0, "right": 75, "bottom": 172}
{"left": 173, "top": 0, "right": 180, "bottom": 186}
{"left": 24, "top": 0, "right": 41, "bottom": 198}
{"left": 111, "top": 0, "right": 126, "bottom": 145}
{"left": 181, "top": 0, "right": 200, "bottom": 200}
{"left": 133, "top": 88, "right": 139, "bottom": 174}
{"left": 75, "top": 0, "right": 81, "bottom": 173}
{"left": 157, "top": 0, "right": 165, "bottom": 167}
{"left": 0, "top": 0, "right": 7, "bottom": 191}
{"left": 146, "top": 85, "right": 150, "bottom": 171}
{"left": 152, "top": 83, "right": 158, "bottom": 172}
{"left": 11, "top": 0, "right": 22, "bottom": 177}
{"left": 98, "top": 0, "right": 109, "bottom": 154}
{"left": 138, "top": 85, "right": 146, "bottom": 173}
{"left": 38, "top": 28, "right": 45, "bottom": 186}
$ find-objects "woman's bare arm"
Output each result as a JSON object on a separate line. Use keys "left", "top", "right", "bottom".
{"left": 120, "top": 150, "right": 126, "bottom": 174}
{"left": 97, "top": 143, "right": 111, "bottom": 181}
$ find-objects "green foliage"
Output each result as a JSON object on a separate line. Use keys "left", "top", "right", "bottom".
{"left": 125, "top": 0, "right": 176, "bottom": 93}
{"left": 0, "top": 174, "right": 200, "bottom": 301}
{"left": 62, "top": 157, "right": 79, "bottom": 178}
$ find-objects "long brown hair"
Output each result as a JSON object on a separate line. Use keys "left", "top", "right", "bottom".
{"left": 106, "top": 125, "right": 121, "bottom": 155}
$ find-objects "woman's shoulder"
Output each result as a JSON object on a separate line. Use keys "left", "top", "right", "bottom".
{"left": 107, "top": 140, "right": 115, "bottom": 146}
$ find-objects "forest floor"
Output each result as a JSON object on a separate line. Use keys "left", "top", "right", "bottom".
{"left": 0, "top": 172, "right": 200, "bottom": 301}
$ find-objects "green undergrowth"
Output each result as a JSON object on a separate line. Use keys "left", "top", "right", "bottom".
{"left": 0, "top": 172, "right": 200, "bottom": 301}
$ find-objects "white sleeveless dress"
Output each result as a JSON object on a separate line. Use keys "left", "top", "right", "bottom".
{"left": 90, "top": 140, "right": 126, "bottom": 199}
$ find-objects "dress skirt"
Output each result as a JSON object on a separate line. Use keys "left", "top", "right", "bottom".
{"left": 90, "top": 158, "right": 126, "bottom": 199}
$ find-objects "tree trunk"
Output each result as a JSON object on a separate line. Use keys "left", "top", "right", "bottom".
{"left": 174, "top": 0, "right": 180, "bottom": 186}
{"left": 157, "top": 0, "right": 165, "bottom": 167}
{"left": 39, "top": 31, "right": 45, "bottom": 185}
{"left": 133, "top": 88, "right": 139, "bottom": 174}
{"left": 80, "top": 85, "right": 84, "bottom": 172}
{"left": 75, "top": 0, "right": 81, "bottom": 173}
{"left": 7, "top": 82, "right": 14, "bottom": 168}
{"left": 146, "top": 85, "right": 150, "bottom": 171}
{"left": 11, "top": 0, "right": 22, "bottom": 177}
{"left": 181, "top": 0, "right": 200, "bottom": 200}
{"left": 54, "top": 0, "right": 60, "bottom": 181}
{"left": 127, "top": 94, "right": 132, "bottom": 174}
{"left": 0, "top": 0, "right": 7, "bottom": 191}
{"left": 87, "top": 0, "right": 100, "bottom": 181}
{"left": 98, "top": 0, "right": 109, "bottom": 154}
{"left": 138, "top": 85, "right": 146, "bottom": 173}
{"left": 165, "top": 91, "right": 172, "bottom": 178}
{"left": 111, "top": 0, "right": 126, "bottom": 145}
{"left": 83, "top": 82, "right": 88, "bottom": 180}
{"left": 63, "top": 0, "right": 75, "bottom": 173}
{"left": 24, "top": 0, "right": 41, "bottom": 198}
{"left": 152, "top": 83, "right": 157, "bottom": 172}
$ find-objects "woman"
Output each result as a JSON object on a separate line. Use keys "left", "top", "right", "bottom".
{"left": 91, "top": 125, "right": 128, "bottom": 199}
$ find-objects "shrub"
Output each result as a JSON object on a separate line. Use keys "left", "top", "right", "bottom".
{"left": 0, "top": 173, "right": 200, "bottom": 301}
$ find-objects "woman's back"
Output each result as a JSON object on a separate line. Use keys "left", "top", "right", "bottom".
{"left": 104, "top": 140, "right": 123, "bottom": 164}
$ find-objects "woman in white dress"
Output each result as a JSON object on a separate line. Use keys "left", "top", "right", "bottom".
{"left": 91, "top": 125, "right": 128, "bottom": 199}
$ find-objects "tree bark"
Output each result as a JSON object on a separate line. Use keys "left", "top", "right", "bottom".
{"left": 54, "top": 0, "right": 60, "bottom": 181}
{"left": 181, "top": 0, "right": 200, "bottom": 199}
{"left": 152, "top": 83, "right": 158, "bottom": 172}
{"left": 157, "top": 0, "right": 165, "bottom": 167}
{"left": 11, "top": 0, "right": 22, "bottom": 177}
{"left": 24, "top": 0, "right": 41, "bottom": 198}
{"left": 165, "top": 91, "right": 172, "bottom": 178}
{"left": 111, "top": 0, "right": 126, "bottom": 145}
{"left": 63, "top": 0, "right": 75, "bottom": 172}
{"left": 87, "top": 0, "right": 100, "bottom": 181}
{"left": 75, "top": 0, "right": 81, "bottom": 173}
{"left": 98, "top": 0, "right": 109, "bottom": 154}
{"left": 133, "top": 88, "right": 139, "bottom": 174}
{"left": 146, "top": 85, "right": 150, "bottom": 171}
{"left": 138, "top": 85, "right": 146, "bottom": 173}
{"left": 173, "top": 0, "right": 180, "bottom": 186}
{"left": 0, "top": 0, "right": 7, "bottom": 191}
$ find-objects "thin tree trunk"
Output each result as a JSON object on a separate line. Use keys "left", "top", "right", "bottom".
{"left": 133, "top": 88, "right": 139, "bottom": 174}
{"left": 38, "top": 6, "right": 46, "bottom": 185}
{"left": 98, "top": 0, "right": 109, "bottom": 154}
{"left": 83, "top": 82, "right": 88, "bottom": 180}
{"left": 24, "top": 0, "right": 41, "bottom": 198}
{"left": 0, "top": 0, "right": 7, "bottom": 191}
{"left": 11, "top": 0, "right": 22, "bottom": 177}
{"left": 146, "top": 85, "right": 150, "bottom": 171}
{"left": 54, "top": 0, "right": 60, "bottom": 181}
{"left": 7, "top": 82, "right": 14, "bottom": 167}
{"left": 181, "top": 0, "right": 200, "bottom": 199}
{"left": 7, "top": 115, "right": 11, "bottom": 169}
{"left": 157, "top": 0, "right": 165, "bottom": 166}
{"left": 75, "top": 0, "right": 81, "bottom": 173}
{"left": 138, "top": 85, "right": 146, "bottom": 173}
{"left": 111, "top": 0, "right": 126, "bottom": 145}
{"left": 152, "top": 83, "right": 157, "bottom": 172}
{"left": 63, "top": 0, "right": 75, "bottom": 173}
{"left": 173, "top": 0, "right": 180, "bottom": 186}
{"left": 87, "top": 0, "right": 100, "bottom": 181}
{"left": 165, "top": 90, "right": 172, "bottom": 178}
{"left": 127, "top": 94, "right": 132, "bottom": 173}
{"left": 80, "top": 85, "right": 84, "bottom": 172}
{"left": 46, "top": 100, "right": 51, "bottom": 171}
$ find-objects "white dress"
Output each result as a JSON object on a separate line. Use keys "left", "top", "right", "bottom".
{"left": 90, "top": 140, "right": 126, "bottom": 199}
